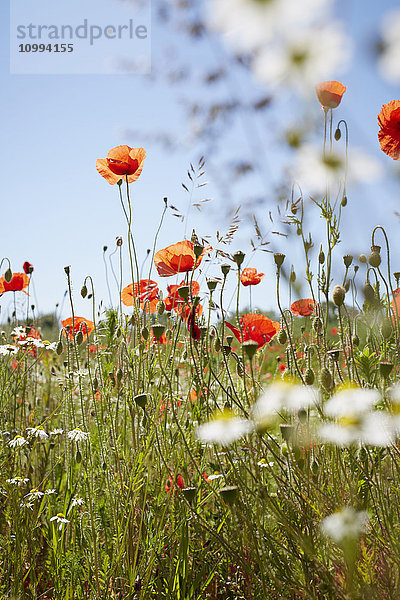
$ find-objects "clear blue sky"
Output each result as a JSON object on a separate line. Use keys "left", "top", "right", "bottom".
{"left": 1, "top": 0, "right": 400, "bottom": 323}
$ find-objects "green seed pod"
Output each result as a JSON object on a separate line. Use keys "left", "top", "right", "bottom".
{"left": 352, "top": 334, "right": 360, "bottom": 347}
{"left": 304, "top": 368, "right": 315, "bottom": 385}
{"left": 313, "top": 317, "right": 323, "bottom": 333}
{"left": 80, "top": 285, "right": 88, "bottom": 298}
{"left": 222, "top": 345, "right": 232, "bottom": 357}
{"left": 193, "top": 244, "right": 204, "bottom": 258}
{"left": 341, "top": 195, "right": 347, "bottom": 207}
{"left": 343, "top": 254, "right": 353, "bottom": 268}
{"left": 56, "top": 341, "right": 64, "bottom": 355}
{"left": 320, "top": 367, "right": 333, "bottom": 391}
{"left": 152, "top": 323, "right": 165, "bottom": 341}
{"left": 207, "top": 278, "right": 218, "bottom": 292}
{"left": 233, "top": 251, "right": 245, "bottom": 266}
{"left": 158, "top": 300, "right": 165, "bottom": 316}
{"left": 379, "top": 361, "right": 394, "bottom": 378}
{"left": 178, "top": 285, "right": 190, "bottom": 301}
{"left": 93, "top": 377, "right": 99, "bottom": 390}
{"left": 221, "top": 264, "right": 231, "bottom": 277}
{"left": 182, "top": 487, "right": 196, "bottom": 503}
{"left": 142, "top": 327, "right": 149, "bottom": 340}
{"left": 278, "top": 329, "right": 288, "bottom": 344}
{"left": 381, "top": 319, "right": 393, "bottom": 340}
{"left": 290, "top": 269, "right": 296, "bottom": 283}
{"left": 332, "top": 284, "right": 346, "bottom": 307}
{"left": 76, "top": 331, "right": 84, "bottom": 345}
{"left": 214, "top": 337, "right": 221, "bottom": 352}
{"left": 76, "top": 449, "right": 82, "bottom": 464}
{"left": 334, "top": 127, "right": 341, "bottom": 141}
{"left": 368, "top": 246, "right": 381, "bottom": 268}
{"left": 363, "top": 282, "right": 375, "bottom": 302}
{"left": 220, "top": 486, "right": 239, "bottom": 506}
{"left": 359, "top": 254, "right": 367, "bottom": 264}
{"left": 243, "top": 340, "right": 258, "bottom": 360}
{"left": 274, "top": 253, "right": 285, "bottom": 268}
{"left": 226, "top": 335, "right": 234, "bottom": 347}
{"left": 134, "top": 393, "right": 148, "bottom": 409}
{"left": 318, "top": 249, "right": 325, "bottom": 264}
{"left": 280, "top": 423, "right": 294, "bottom": 442}
{"left": 4, "top": 268, "right": 12, "bottom": 283}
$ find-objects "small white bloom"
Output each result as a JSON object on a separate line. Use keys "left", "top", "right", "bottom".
{"left": 319, "top": 411, "right": 395, "bottom": 447}
{"left": 50, "top": 513, "right": 70, "bottom": 525}
{"left": 6, "top": 477, "right": 29, "bottom": 486}
{"left": 71, "top": 496, "right": 85, "bottom": 507}
{"left": 27, "top": 427, "right": 49, "bottom": 440}
{"left": 321, "top": 507, "right": 369, "bottom": 545}
{"left": 20, "top": 502, "right": 34, "bottom": 511}
{"left": 67, "top": 428, "right": 89, "bottom": 443}
{"left": 25, "top": 488, "right": 44, "bottom": 501}
{"left": 0, "top": 345, "right": 18, "bottom": 356}
{"left": 8, "top": 435, "right": 28, "bottom": 448}
{"left": 45, "top": 489, "right": 57, "bottom": 495}
{"left": 197, "top": 411, "right": 253, "bottom": 445}
{"left": 258, "top": 459, "right": 275, "bottom": 468}
{"left": 50, "top": 428, "right": 64, "bottom": 436}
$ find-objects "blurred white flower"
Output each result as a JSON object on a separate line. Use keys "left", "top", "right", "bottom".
{"left": 293, "top": 145, "right": 382, "bottom": 194}
{"left": 0, "top": 345, "right": 18, "bottom": 356}
{"left": 253, "top": 23, "right": 350, "bottom": 94}
{"left": 378, "top": 9, "right": 400, "bottom": 84}
{"left": 319, "top": 412, "right": 395, "bottom": 447}
{"left": 197, "top": 411, "right": 253, "bottom": 445}
{"left": 45, "top": 489, "right": 57, "bottom": 495}
{"left": 252, "top": 382, "right": 318, "bottom": 427}
{"left": 50, "top": 428, "right": 64, "bottom": 436}
{"left": 67, "top": 428, "right": 89, "bottom": 443}
{"left": 208, "top": 0, "right": 331, "bottom": 54}
{"left": 321, "top": 507, "right": 369, "bottom": 545}
{"left": 324, "top": 388, "right": 380, "bottom": 419}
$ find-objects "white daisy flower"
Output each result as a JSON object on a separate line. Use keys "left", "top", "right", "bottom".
{"left": 0, "top": 345, "right": 18, "bottom": 356}
{"left": 50, "top": 429, "right": 64, "bottom": 436}
{"left": 71, "top": 496, "right": 85, "bottom": 507}
{"left": 25, "top": 488, "right": 44, "bottom": 501}
{"left": 27, "top": 427, "right": 49, "bottom": 440}
{"left": 207, "top": 473, "right": 224, "bottom": 481}
{"left": 8, "top": 435, "right": 28, "bottom": 448}
{"left": 319, "top": 411, "right": 395, "bottom": 447}
{"left": 67, "top": 428, "right": 89, "bottom": 443}
{"left": 50, "top": 513, "right": 70, "bottom": 525}
{"left": 6, "top": 477, "right": 29, "bottom": 486}
{"left": 45, "top": 489, "right": 57, "bottom": 495}
{"left": 323, "top": 388, "right": 380, "bottom": 419}
{"left": 252, "top": 382, "right": 317, "bottom": 427}
{"left": 197, "top": 411, "right": 253, "bottom": 446}
{"left": 321, "top": 507, "right": 369, "bottom": 545}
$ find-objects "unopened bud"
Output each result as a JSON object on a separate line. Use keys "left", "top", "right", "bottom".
{"left": 76, "top": 331, "right": 84, "bottom": 345}
{"left": 363, "top": 282, "right": 375, "bottom": 302}
{"left": 278, "top": 329, "right": 287, "bottom": 344}
{"left": 304, "top": 368, "right": 315, "bottom": 385}
{"left": 81, "top": 285, "right": 88, "bottom": 298}
{"left": 334, "top": 127, "right": 341, "bottom": 141}
{"left": 368, "top": 245, "right": 381, "bottom": 268}
{"left": 341, "top": 195, "right": 347, "bottom": 207}
{"left": 56, "top": 341, "right": 63, "bottom": 355}
{"left": 320, "top": 367, "right": 333, "bottom": 391}
{"left": 381, "top": 319, "right": 393, "bottom": 340}
{"left": 318, "top": 249, "right": 325, "bottom": 264}
{"left": 332, "top": 285, "right": 346, "bottom": 306}
{"left": 116, "top": 236, "right": 123, "bottom": 247}
{"left": 4, "top": 268, "right": 12, "bottom": 283}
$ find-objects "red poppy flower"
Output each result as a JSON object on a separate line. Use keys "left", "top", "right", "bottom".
{"left": 225, "top": 314, "right": 280, "bottom": 350}
{"left": 165, "top": 473, "right": 185, "bottom": 494}
{"left": 121, "top": 279, "right": 159, "bottom": 313}
{"left": 164, "top": 280, "right": 200, "bottom": 313}
{"left": 240, "top": 268, "right": 265, "bottom": 287}
{"left": 0, "top": 273, "right": 30, "bottom": 295}
{"left": 378, "top": 100, "right": 400, "bottom": 161}
{"left": 23, "top": 261, "right": 33, "bottom": 275}
{"left": 61, "top": 317, "right": 94, "bottom": 341}
{"left": 315, "top": 81, "right": 346, "bottom": 109}
{"left": 290, "top": 299, "right": 316, "bottom": 317}
{"left": 96, "top": 145, "right": 146, "bottom": 185}
{"left": 154, "top": 241, "right": 211, "bottom": 277}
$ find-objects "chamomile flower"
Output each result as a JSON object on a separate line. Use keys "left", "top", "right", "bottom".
{"left": 0, "top": 345, "right": 18, "bottom": 356}
{"left": 50, "top": 428, "right": 64, "bottom": 436}
{"left": 25, "top": 488, "right": 44, "bottom": 501}
{"left": 197, "top": 410, "right": 253, "bottom": 446}
{"left": 321, "top": 507, "right": 369, "bottom": 546}
{"left": 6, "top": 477, "right": 29, "bottom": 486}
{"left": 67, "top": 428, "right": 89, "bottom": 443}
{"left": 71, "top": 496, "right": 85, "bottom": 507}
{"left": 50, "top": 513, "right": 70, "bottom": 525}
{"left": 8, "top": 435, "right": 28, "bottom": 448}
{"left": 252, "top": 381, "right": 317, "bottom": 429}
{"left": 27, "top": 427, "right": 49, "bottom": 440}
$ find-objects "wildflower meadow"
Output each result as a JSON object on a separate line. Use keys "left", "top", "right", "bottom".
{"left": 3, "top": 0, "right": 400, "bottom": 598}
